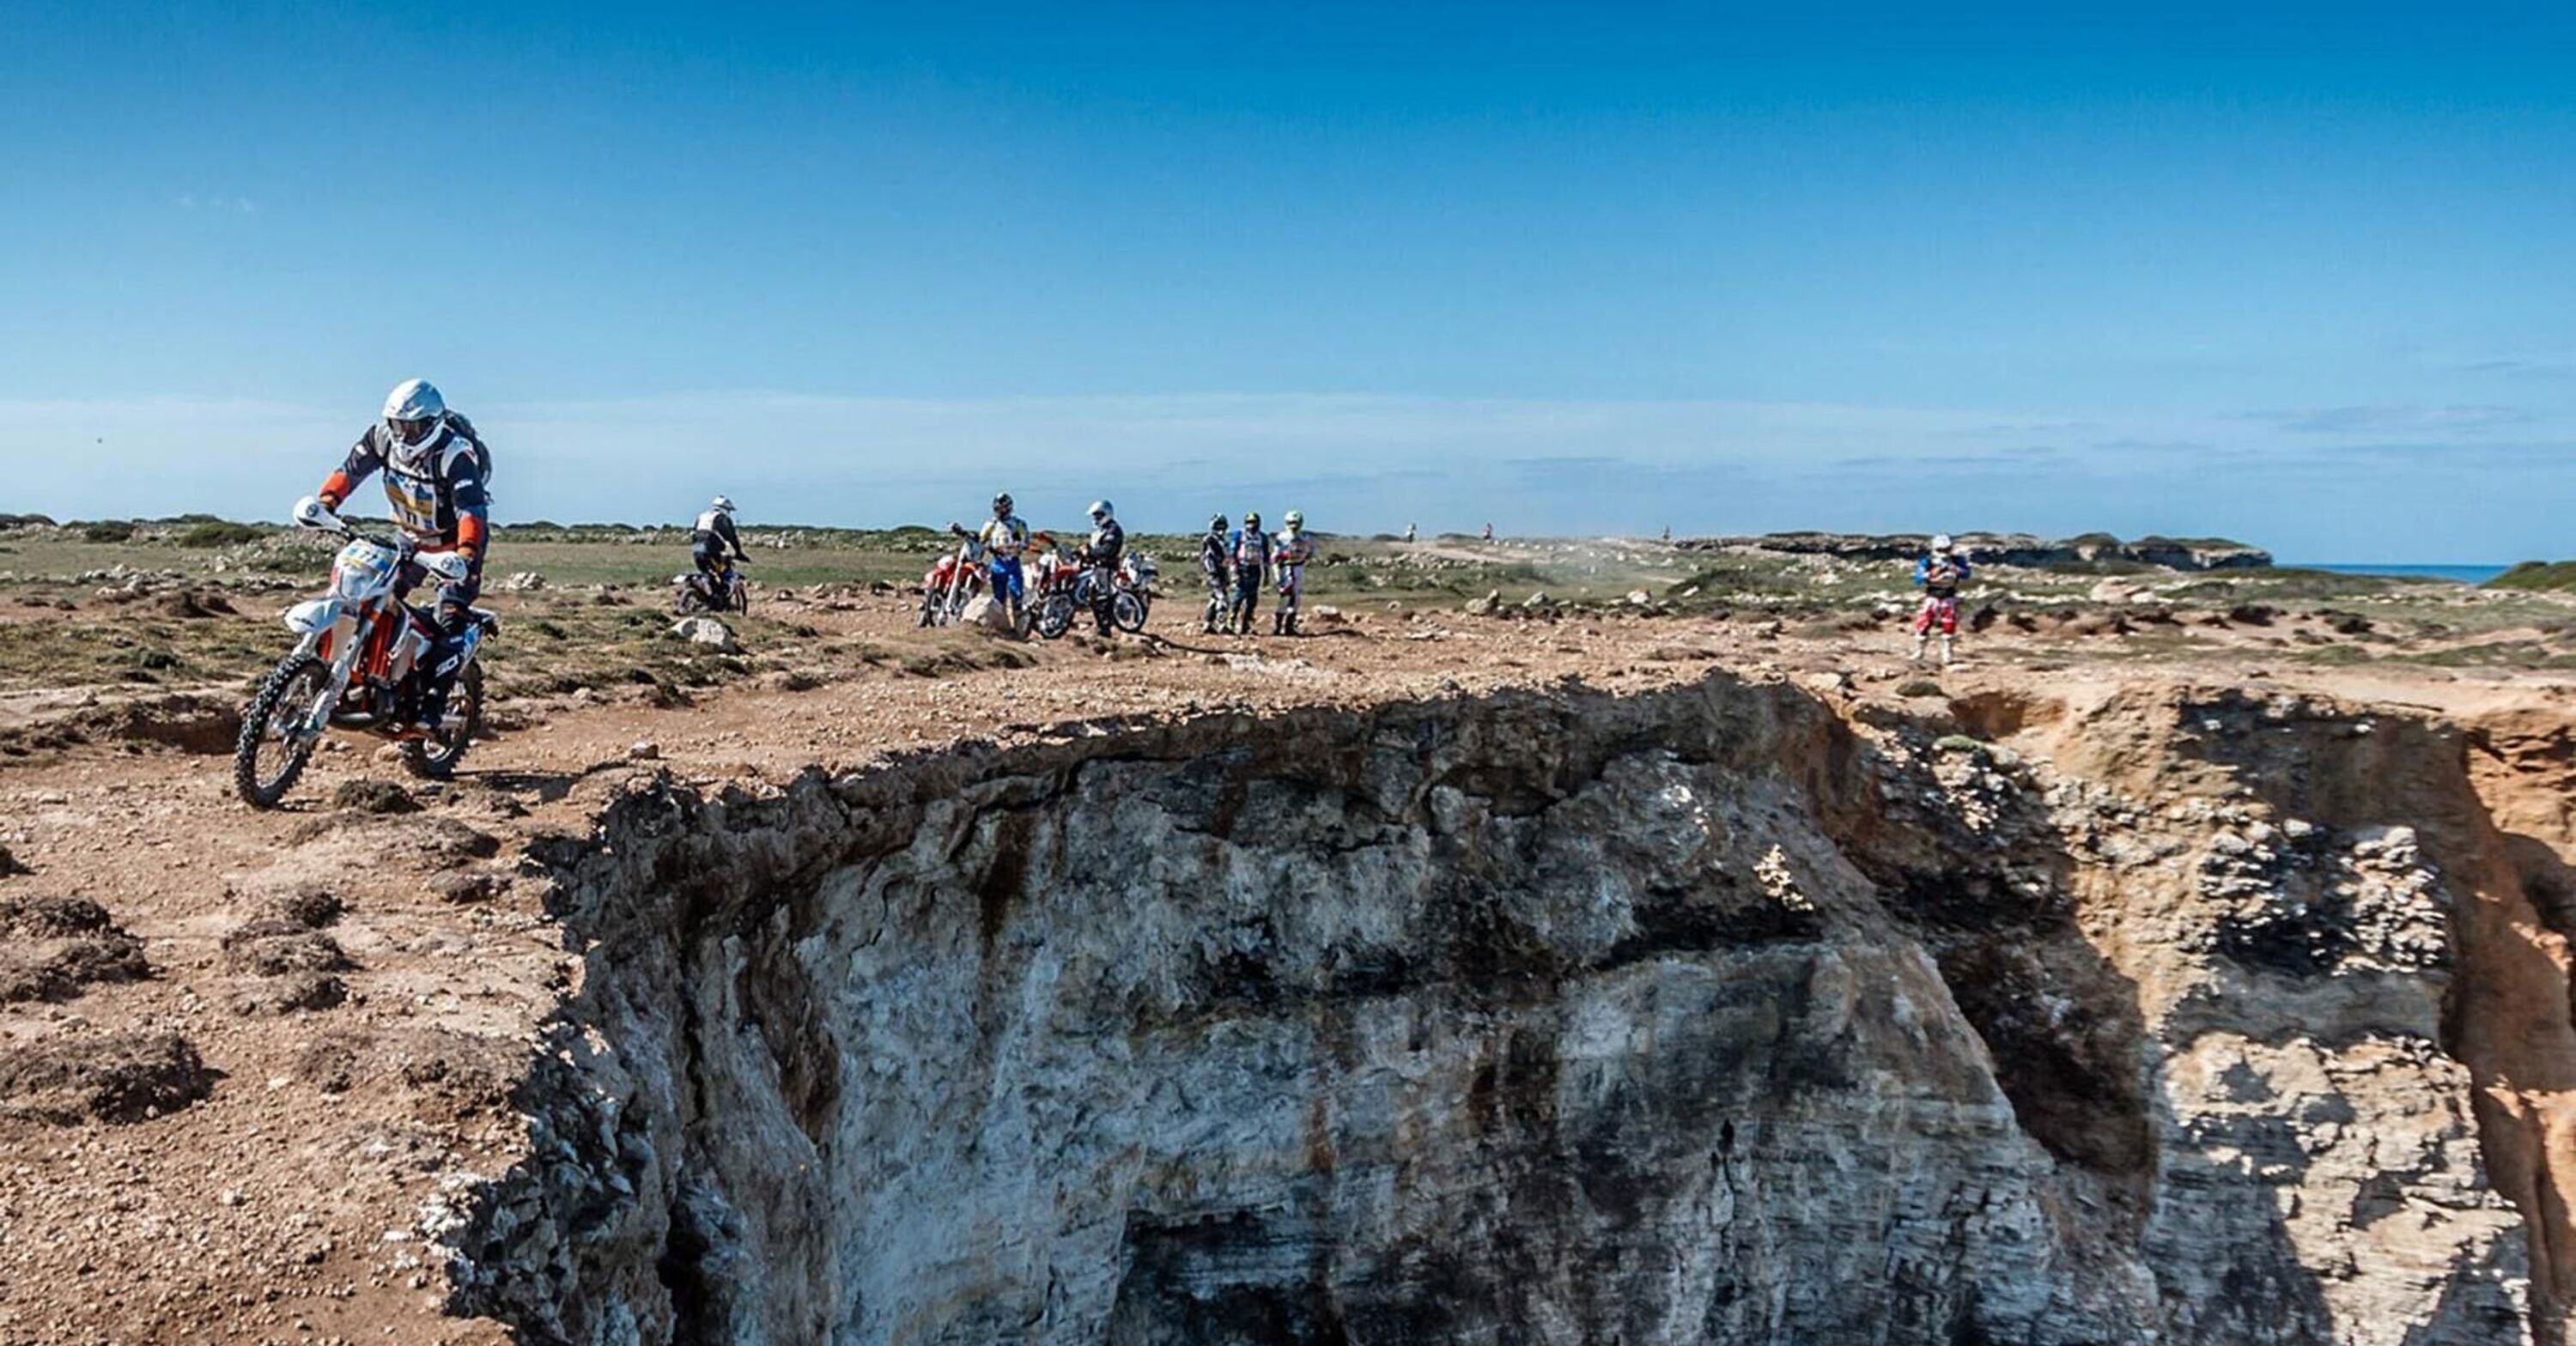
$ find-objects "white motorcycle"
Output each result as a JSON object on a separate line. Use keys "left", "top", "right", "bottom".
{"left": 1112, "top": 552, "right": 1157, "bottom": 634}
{"left": 231, "top": 497, "right": 499, "bottom": 808}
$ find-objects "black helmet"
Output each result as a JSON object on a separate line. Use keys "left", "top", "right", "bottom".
{"left": 1244, "top": 510, "right": 1262, "bottom": 526}
{"left": 1208, "top": 513, "right": 1228, "bottom": 532}
{"left": 993, "top": 493, "right": 1012, "bottom": 514}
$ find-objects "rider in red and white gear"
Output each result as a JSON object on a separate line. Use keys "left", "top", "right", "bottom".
{"left": 1911, "top": 533, "right": 1972, "bottom": 666}
{"left": 314, "top": 379, "right": 491, "bottom": 731}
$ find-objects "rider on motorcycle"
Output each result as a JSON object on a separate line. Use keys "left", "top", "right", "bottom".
{"left": 951, "top": 493, "right": 1031, "bottom": 624}
{"left": 692, "top": 496, "right": 747, "bottom": 598}
{"left": 1198, "top": 513, "right": 1231, "bottom": 634}
{"left": 1228, "top": 511, "right": 1271, "bottom": 635}
{"left": 1911, "top": 533, "right": 1973, "bottom": 666}
{"left": 312, "top": 379, "right": 489, "bottom": 734}
{"left": 1272, "top": 509, "right": 1316, "bottom": 635}
{"left": 1078, "top": 500, "right": 1126, "bottom": 635}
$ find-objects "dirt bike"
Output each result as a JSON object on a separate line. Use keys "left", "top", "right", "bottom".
{"left": 674, "top": 558, "right": 750, "bottom": 615}
{"left": 918, "top": 539, "right": 987, "bottom": 628}
{"left": 1112, "top": 553, "right": 1157, "bottom": 634}
{"left": 233, "top": 498, "right": 498, "bottom": 808}
{"left": 1025, "top": 541, "right": 1086, "bottom": 640}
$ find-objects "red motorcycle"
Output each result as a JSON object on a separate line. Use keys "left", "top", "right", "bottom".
{"left": 1024, "top": 534, "right": 1086, "bottom": 640}
{"left": 918, "top": 538, "right": 987, "bottom": 627}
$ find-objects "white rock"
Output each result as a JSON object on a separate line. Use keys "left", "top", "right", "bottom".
{"left": 956, "top": 594, "right": 1020, "bottom": 636}
{"left": 669, "top": 616, "right": 739, "bottom": 652}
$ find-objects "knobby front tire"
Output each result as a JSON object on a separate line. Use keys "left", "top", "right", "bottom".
{"left": 234, "top": 653, "right": 330, "bottom": 809}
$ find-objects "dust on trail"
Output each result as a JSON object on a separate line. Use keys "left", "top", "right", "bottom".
{"left": 0, "top": 588, "right": 2571, "bottom": 1343}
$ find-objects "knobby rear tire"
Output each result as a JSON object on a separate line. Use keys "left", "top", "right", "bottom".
{"left": 234, "top": 653, "right": 329, "bottom": 809}
{"left": 400, "top": 663, "right": 484, "bottom": 781}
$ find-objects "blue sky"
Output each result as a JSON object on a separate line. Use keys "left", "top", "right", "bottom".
{"left": 3, "top": 3, "right": 2572, "bottom": 558}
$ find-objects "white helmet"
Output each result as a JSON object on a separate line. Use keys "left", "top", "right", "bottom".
{"left": 383, "top": 378, "right": 443, "bottom": 425}
{"left": 1930, "top": 533, "right": 1955, "bottom": 553}
{"left": 1088, "top": 499, "right": 1114, "bottom": 520}
{"left": 711, "top": 495, "right": 735, "bottom": 513}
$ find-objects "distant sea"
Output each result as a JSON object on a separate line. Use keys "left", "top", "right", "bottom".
{"left": 2285, "top": 563, "right": 2512, "bottom": 585}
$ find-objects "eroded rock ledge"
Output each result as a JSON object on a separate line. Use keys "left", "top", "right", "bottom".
{"left": 437, "top": 671, "right": 2550, "bottom": 1344}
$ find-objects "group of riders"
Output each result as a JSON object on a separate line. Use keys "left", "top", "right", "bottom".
{"left": 943, "top": 493, "right": 1132, "bottom": 634}
{"left": 292, "top": 379, "right": 1982, "bottom": 737}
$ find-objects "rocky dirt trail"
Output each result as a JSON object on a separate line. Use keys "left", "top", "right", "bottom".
{"left": 2, "top": 593, "right": 2573, "bottom": 1343}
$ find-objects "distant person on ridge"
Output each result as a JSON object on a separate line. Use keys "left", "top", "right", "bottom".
{"left": 311, "top": 378, "right": 490, "bottom": 735}
{"left": 1273, "top": 509, "right": 1316, "bottom": 635}
{"left": 1911, "top": 533, "right": 1973, "bottom": 667}
{"left": 950, "top": 492, "right": 1031, "bottom": 627}
{"left": 1198, "top": 513, "right": 1232, "bottom": 634}
{"left": 1228, "top": 511, "right": 1272, "bottom": 634}
{"left": 1403, "top": 522, "right": 1417, "bottom": 543}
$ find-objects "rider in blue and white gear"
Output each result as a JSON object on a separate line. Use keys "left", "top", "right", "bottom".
{"left": 951, "top": 493, "right": 1031, "bottom": 623}
{"left": 1227, "top": 511, "right": 1271, "bottom": 634}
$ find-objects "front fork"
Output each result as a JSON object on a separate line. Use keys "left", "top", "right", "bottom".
{"left": 288, "top": 622, "right": 362, "bottom": 741}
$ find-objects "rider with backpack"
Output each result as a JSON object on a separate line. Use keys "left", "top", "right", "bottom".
{"left": 691, "top": 496, "right": 747, "bottom": 603}
{"left": 312, "top": 379, "right": 490, "bottom": 735}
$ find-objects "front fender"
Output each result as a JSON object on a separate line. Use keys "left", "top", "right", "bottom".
{"left": 283, "top": 597, "right": 341, "bottom": 634}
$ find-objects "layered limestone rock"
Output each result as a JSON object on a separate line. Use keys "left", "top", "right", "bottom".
{"left": 435, "top": 673, "right": 2545, "bottom": 1343}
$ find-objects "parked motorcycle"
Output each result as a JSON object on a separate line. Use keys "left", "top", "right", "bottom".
{"left": 1113, "top": 552, "right": 1157, "bottom": 634}
{"left": 233, "top": 497, "right": 498, "bottom": 808}
{"left": 674, "top": 559, "right": 750, "bottom": 615}
{"left": 917, "top": 538, "right": 986, "bottom": 628}
{"left": 1025, "top": 536, "right": 1085, "bottom": 640}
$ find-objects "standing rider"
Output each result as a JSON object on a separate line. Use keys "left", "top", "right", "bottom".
{"left": 1079, "top": 500, "right": 1126, "bottom": 634}
{"left": 1228, "top": 511, "right": 1271, "bottom": 634}
{"left": 1272, "top": 509, "right": 1316, "bottom": 635}
{"left": 951, "top": 493, "right": 1031, "bottom": 626}
{"left": 311, "top": 379, "right": 490, "bottom": 734}
{"left": 1198, "top": 513, "right": 1232, "bottom": 634}
{"left": 691, "top": 496, "right": 747, "bottom": 603}
{"left": 1911, "top": 533, "right": 1973, "bottom": 667}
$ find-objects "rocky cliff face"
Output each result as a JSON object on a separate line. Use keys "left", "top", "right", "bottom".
{"left": 434, "top": 672, "right": 2563, "bottom": 1344}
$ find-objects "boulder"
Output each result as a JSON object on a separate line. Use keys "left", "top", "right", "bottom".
{"left": 669, "top": 616, "right": 739, "bottom": 652}
{"left": 957, "top": 595, "right": 1021, "bottom": 636}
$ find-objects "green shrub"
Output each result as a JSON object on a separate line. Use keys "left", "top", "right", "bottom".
{"left": 174, "top": 521, "right": 264, "bottom": 549}
{"left": 2488, "top": 561, "right": 2576, "bottom": 592}
{"left": 79, "top": 520, "right": 138, "bottom": 543}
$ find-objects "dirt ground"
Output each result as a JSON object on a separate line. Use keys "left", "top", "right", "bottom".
{"left": 0, "top": 583, "right": 2570, "bottom": 1344}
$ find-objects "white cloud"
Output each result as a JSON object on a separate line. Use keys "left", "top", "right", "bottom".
{"left": 0, "top": 390, "right": 2567, "bottom": 559}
